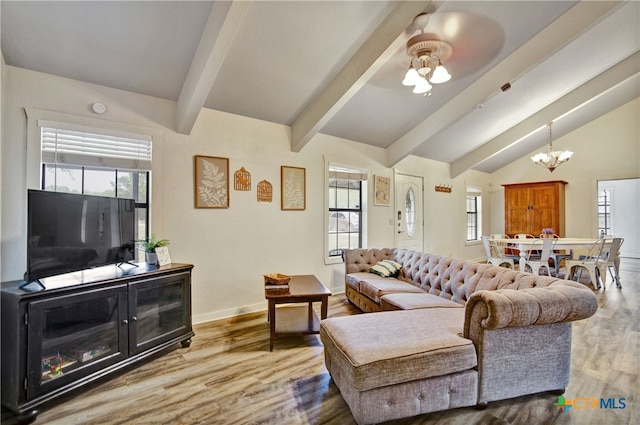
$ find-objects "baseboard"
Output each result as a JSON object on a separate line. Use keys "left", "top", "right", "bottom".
{"left": 193, "top": 301, "right": 266, "bottom": 325}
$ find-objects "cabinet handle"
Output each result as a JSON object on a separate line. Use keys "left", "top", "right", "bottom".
{"left": 122, "top": 319, "right": 129, "bottom": 325}
{"left": 131, "top": 316, "right": 138, "bottom": 322}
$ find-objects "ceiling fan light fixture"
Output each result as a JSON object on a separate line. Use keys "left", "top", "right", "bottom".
{"left": 412, "top": 78, "right": 432, "bottom": 94}
{"left": 402, "top": 66, "right": 421, "bottom": 86}
{"left": 403, "top": 31, "right": 453, "bottom": 96}
{"left": 430, "top": 62, "right": 451, "bottom": 84}
{"left": 531, "top": 122, "right": 574, "bottom": 172}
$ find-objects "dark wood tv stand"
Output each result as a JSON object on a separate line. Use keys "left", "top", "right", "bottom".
{"left": 1, "top": 263, "right": 194, "bottom": 423}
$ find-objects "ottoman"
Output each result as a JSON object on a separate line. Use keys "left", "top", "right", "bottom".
{"left": 320, "top": 308, "right": 478, "bottom": 425}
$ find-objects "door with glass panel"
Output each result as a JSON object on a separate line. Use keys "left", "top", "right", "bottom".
{"left": 128, "top": 272, "right": 192, "bottom": 355}
{"left": 394, "top": 173, "right": 424, "bottom": 251}
{"left": 26, "top": 285, "right": 128, "bottom": 399}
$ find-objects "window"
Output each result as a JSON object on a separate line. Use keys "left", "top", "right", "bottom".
{"left": 40, "top": 126, "right": 152, "bottom": 259}
{"left": 327, "top": 164, "right": 367, "bottom": 260}
{"left": 598, "top": 187, "right": 612, "bottom": 236}
{"left": 405, "top": 187, "right": 416, "bottom": 237}
{"left": 466, "top": 186, "right": 482, "bottom": 241}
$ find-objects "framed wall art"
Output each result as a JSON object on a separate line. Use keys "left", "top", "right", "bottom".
{"left": 374, "top": 175, "right": 391, "bottom": 206}
{"left": 281, "top": 166, "right": 306, "bottom": 210}
{"left": 194, "top": 155, "right": 229, "bottom": 208}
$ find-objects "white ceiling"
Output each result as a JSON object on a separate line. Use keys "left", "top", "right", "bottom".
{"left": 2, "top": 1, "right": 639, "bottom": 176}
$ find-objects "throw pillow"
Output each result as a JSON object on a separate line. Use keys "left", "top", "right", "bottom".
{"left": 369, "top": 260, "right": 401, "bottom": 277}
{"left": 382, "top": 259, "right": 402, "bottom": 272}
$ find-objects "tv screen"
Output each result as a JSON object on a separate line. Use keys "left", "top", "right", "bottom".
{"left": 26, "top": 190, "right": 136, "bottom": 281}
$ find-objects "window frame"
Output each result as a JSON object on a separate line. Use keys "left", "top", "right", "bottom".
{"left": 25, "top": 109, "right": 164, "bottom": 265}
{"left": 598, "top": 187, "right": 613, "bottom": 236}
{"left": 466, "top": 185, "right": 482, "bottom": 243}
{"left": 324, "top": 160, "right": 368, "bottom": 264}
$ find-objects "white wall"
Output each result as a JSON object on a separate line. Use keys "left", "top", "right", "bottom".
{"left": 0, "top": 66, "right": 491, "bottom": 323}
{"left": 489, "top": 98, "right": 640, "bottom": 240}
{"left": 2, "top": 65, "right": 638, "bottom": 324}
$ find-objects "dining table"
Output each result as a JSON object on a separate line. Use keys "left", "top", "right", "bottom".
{"left": 490, "top": 237, "right": 610, "bottom": 276}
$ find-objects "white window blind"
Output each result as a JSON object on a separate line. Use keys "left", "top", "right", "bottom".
{"left": 328, "top": 165, "right": 368, "bottom": 181}
{"left": 41, "top": 126, "right": 152, "bottom": 171}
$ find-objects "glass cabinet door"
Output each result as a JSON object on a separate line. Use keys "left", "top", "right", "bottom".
{"left": 27, "top": 285, "right": 128, "bottom": 399}
{"left": 129, "top": 272, "right": 191, "bottom": 355}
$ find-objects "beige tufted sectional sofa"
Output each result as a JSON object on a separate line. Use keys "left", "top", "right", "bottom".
{"left": 319, "top": 248, "right": 598, "bottom": 425}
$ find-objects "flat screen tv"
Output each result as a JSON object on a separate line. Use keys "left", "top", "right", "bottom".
{"left": 26, "top": 189, "right": 136, "bottom": 282}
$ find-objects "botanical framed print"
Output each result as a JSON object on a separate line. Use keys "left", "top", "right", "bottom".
{"left": 281, "top": 166, "right": 306, "bottom": 210}
{"left": 374, "top": 175, "right": 391, "bottom": 206}
{"left": 194, "top": 155, "right": 229, "bottom": 208}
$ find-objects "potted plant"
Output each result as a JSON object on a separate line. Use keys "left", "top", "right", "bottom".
{"left": 137, "top": 234, "right": 170, "bottom": 265}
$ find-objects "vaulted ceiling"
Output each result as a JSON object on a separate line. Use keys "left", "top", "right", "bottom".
{"left": 2, "top": 1, "right": 639, "bottom": 177}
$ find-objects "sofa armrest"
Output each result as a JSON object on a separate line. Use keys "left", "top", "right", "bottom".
{"left": 464, "top": 281, "right": 596, "bottom": 403}
{"left": 464, "top": 281, "right": 597, "bottom": 335}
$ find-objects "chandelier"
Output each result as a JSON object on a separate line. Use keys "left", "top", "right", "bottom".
{"left": 402, "top": 35, "right": 453, "bottom": 96}
{"left": 531, "top": 122, "right": 573, "bottom": 172}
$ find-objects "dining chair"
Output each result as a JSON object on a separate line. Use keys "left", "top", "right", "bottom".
{"left": 524, "top": 238, "right": 556, "bottom": 276}
{"left": 602, "top": 237, "right": 624, "bottom": 288}
{"left": 544, "top": 234, "right": 573, "bottom": 277}
{"left": 515, "top": 233, "right": 538, "bottom": 260}
{"left": 482, "top": 236, "right": 515, "bottom": 269}
{"left": 565, "top": 238, "right": 607, "bottom": 289}
{"left": 489, "top": 234, "right": 521, "bottom": 265}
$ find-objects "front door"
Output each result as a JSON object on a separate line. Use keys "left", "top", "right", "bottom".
{"left": 394, "top": 173, "right": 424, "bottom": 251}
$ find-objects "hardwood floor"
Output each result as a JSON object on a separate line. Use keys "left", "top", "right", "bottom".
{"left": 3, "top": 259, "right": 638, "bottom": 425}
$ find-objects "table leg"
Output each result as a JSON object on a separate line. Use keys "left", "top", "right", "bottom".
{"left": 268, "top": 299, "right": 275, "bottom": 351}
{"left": 320, "top": 296, "right": 328, "bottom": 320}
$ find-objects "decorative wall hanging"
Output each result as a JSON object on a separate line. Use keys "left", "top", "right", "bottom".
{"left": 374, "top": 175, "right": 391, "bottom": 206}
{"left": 234, "top": 167, "right": 251, "bottom": 191}
{"left": 194, "top": 155, "right": 229, "bottom": 208}
{"left": 281, "top": 166, "right": 306, "bottom": 210}
{"left": 257, "top": 180, "right": 273, "bottom": 202}
{"left": 435, "top": 184, "right": 452, "bottom": 193}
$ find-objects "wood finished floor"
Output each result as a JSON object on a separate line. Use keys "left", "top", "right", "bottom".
{"left": 3, "top": 259, "right": 638, "bottom": 425}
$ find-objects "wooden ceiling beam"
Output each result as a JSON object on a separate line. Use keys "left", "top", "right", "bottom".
{"left": 290, "top": 1, "right": 431, "bottom": 152}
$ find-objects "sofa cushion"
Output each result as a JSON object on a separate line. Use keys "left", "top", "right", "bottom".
{"left": 380, "top": 293, "right": 464, "bottom": 311}
{"left": 320, "top": 308, "right": 476, "bottom": 392}
{"left": 360, "top": 278, "right": 424, "bottom": 303}
{"left": 345, "top": 272, "right": 387, "bottom": 292}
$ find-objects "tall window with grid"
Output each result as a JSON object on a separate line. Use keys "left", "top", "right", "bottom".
{"left": 598, "top": 188, "right": 612, "bottom": 236}
{"left": 466, "top": 186, "right": 482, "bottom": 241}
{"left": 40, "top": 126, "right": 152, "bottom": 260}
{"left": 327, "top": 165, "right": 367, "bottom": 258}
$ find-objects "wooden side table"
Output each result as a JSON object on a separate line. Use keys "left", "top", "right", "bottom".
{"left": 264, "top": 274, "right": 331, "bottom": 351}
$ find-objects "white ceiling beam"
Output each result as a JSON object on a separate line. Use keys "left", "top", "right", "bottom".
{"left": 450, "top": 51, "right": 640, "bottom": 177}
{"left": 385, "top": 0, "right": 622, "bottom": 168}
{"left": 176, "top": 1, "right": 249, "bottom": 135}
{"left": 290, "top": 1, "right": 431, "bottom": 153}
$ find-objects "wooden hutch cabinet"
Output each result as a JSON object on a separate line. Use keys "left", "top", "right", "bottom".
{"left": 503, "top": 180, "right": 567, "bottom": 237}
